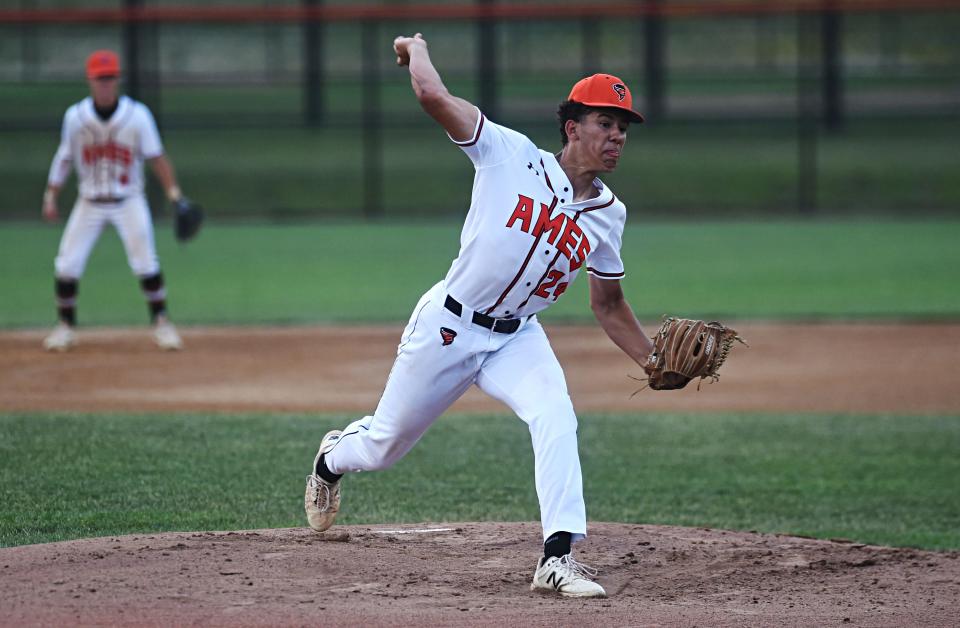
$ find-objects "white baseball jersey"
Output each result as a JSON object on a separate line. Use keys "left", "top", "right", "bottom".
{"left": 47, "top": 95, "right": 164, "bottom": 200}
{"left": 46, "top": 95, "right": 164, "bottom": 280}
{"left": 324, "top": 109, "right": 632, "bottom": 546}
{"left": 444, "top": 108, "right": 627, "bottom": 319}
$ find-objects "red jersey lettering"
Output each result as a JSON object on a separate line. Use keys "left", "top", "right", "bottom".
{"left": 505, "top": 194, "right": 535, "bottom": 232}
{"left": 552, "top": 281, "right": 569, "bottom": 300}
{"left": 534, "top": 270, "right": 565, "bottom": 299}
{"left": 570, "top": 236, "right": 592, "bottom": 271}
{"left": 82, "top": 142, "right": 133, "bottom": 167}
{"left": 533, "top": 203, "right": 565, "bottom": 244}
{"left": 556, "top": 220, "right": 583, "bottom": 260}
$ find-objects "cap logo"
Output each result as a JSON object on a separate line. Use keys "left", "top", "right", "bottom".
{"left": 612, "top": 83, "right": 627, "bottom": 101}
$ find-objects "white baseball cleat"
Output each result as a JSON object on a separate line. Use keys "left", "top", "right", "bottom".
{"left": 305, "top": 430, "right": 343, "bottom": 532}
{"left": 530, "top": 554, "right": 607, "bottom": 598}
{"left": 153, "top": 319, "right": 183, "bottom": 351}
{"left": 43, "top": 322, "right": 76, "bottom": 352}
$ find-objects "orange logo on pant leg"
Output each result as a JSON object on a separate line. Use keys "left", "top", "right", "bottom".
{"left": 440, "top": 327, "right": 457, "bottom": 346}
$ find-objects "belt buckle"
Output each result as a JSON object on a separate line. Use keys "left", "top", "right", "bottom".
{"left": 471, "top": 310, "right": 494, "bottom": 330}
{"left": 492, "top": 317, "right": 520, "bottom": 334}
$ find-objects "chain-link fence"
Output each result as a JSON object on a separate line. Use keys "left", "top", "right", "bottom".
{"left": 2, "top": 0, "right": 958, "bottom": 219}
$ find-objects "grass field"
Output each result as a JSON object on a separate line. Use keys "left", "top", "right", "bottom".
{"left": 2, "top": 219, "right": 958, "bottom": 552}
{"left": 2, "top": 412, "right": 958, "bottom": 550}
{"left": 2, "top": 220, "right": 959, "bottom": 327}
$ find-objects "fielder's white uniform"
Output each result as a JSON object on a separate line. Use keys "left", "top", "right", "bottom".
{"left": 325, "top": 110, "right": 627, "bottom": 543}
{"left": 47, "top": 95, "right": 164, "bottom": 280}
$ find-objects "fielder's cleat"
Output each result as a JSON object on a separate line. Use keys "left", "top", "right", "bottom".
{"left": 153, "top": 319, "right": 183, "bottom": 351}
{"left": 530, "top": 554, "right": 607, "bottom": 598}
{"left": 305, "top": 430, "right": 343, "bottom": 532}
{"left": 43, "top": 322, "right": 76, "bottom": 352}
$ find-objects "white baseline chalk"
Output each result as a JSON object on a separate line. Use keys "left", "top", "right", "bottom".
{"left": 372, "top": 527, "right": 455, "bottom": 535}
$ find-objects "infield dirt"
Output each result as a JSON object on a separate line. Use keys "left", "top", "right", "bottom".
{"left": 2, "top": 322, "right": 959, "bottom": 626}
{"left": 3, "top": 322, "right": 959, "bottom": 415}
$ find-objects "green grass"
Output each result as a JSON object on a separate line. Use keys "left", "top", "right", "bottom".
{"left": 1, "top": 412, "right": 957, "bottom": 549}
{"left": 2, "top": 220, "right": 959, "bottom": 327}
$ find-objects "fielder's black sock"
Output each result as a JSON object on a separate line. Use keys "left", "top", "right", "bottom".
{"left": 54, "top": 278, "right": 78, "bottom": 326}
{"left": 316, "top": 454, "right": 343, "bottom": 484}
{"left": 139, "top": 273, "right": 167, "bottom": 323}
{"left": 148, "top": 302, "right": 167, "bottom": 323}
{"left": 544, "top": 531, "right": 572, "bottom": 560}
{"left": 58, "top": 306, "right": 77, "bottom": 327}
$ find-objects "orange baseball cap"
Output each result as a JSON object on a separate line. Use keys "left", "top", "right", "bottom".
{"left": 568, "top": 74, "right": 644, "bottom": 123}
{"left": 86, "top": 50, "right": 121, "bottom": 79}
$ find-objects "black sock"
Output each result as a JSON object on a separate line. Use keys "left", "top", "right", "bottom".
{"left": 55, "top": 278, "right": 78, "bottom": 326}
{"left": 544, "top": 531, "right": 572, "bottom": 560}
{"left": 140, "top": 273, "right": 167, "bottom": 323}
{"left": 58, "top": 306, "right": 77, "bottom": 327}
{"left": 315, "top": 454, "right": 343, "bottom": 483}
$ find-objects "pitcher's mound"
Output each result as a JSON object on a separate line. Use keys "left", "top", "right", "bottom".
{"left": 2, "top": 522, "right": 957, "bottom": 626}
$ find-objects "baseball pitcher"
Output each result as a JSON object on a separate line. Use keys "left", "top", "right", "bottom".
{"left": 305, "top": 33, "right": 656, "bottom": 598}
{"left": 41, "top": 49, "right": 192, "bottom": 352}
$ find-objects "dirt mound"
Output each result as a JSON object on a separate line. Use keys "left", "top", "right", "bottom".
{"left": 2, "top": 522, "right": 957, "bottom": 626}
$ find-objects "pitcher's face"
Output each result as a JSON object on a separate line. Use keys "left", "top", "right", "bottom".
{"left": 571, "top": 110, "right": 629, "bottom": 172}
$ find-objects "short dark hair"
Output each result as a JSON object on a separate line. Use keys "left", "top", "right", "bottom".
{"left": 556, "top": 100, "right": 592, "bottom": 146}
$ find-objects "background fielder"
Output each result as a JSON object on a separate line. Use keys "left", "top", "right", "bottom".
{"left": 305, "top": 33, "right": 657, "bottom": 598}
{"left": 42, "top": 50, "right": 187, "bottom": 352}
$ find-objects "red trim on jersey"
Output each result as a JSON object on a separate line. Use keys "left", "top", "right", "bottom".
{"left": 541, "top": 159, "right": 555, "bottom": 193}
{"left": 586, "top": 267, "right": 625, "bottom": 278}
{"left": 452, "top": 113, "right": 485, "bottom": 147}
{"left": 579, "top": 195, "right": 616, "bottom": 213}
{"left": 484, "top": 195, "right": 559, "bottom": 315}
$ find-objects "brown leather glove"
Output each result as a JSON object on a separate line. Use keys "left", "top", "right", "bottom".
{"left": 641, "top": 317, "right": 746, "bottom": 391}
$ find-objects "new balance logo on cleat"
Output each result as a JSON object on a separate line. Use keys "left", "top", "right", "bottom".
{"left": 531, "top": 554, "right": 606, "bottom": 598}
{"left": 546, "top": 571, "right": 565, "bottom": 590}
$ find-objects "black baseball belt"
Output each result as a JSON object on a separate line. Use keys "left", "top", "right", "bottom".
{"left": 444, "top": 295, "right": 523, "bottom": 334}
{"left": 87, "top": 197, "right": 126, "bottom": 204}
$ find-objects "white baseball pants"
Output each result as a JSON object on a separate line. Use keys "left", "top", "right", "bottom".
{"left": 54, "top": 195, "right": 160, "bottom": 279}
{"left": 325, "top": 281, "right": 587, "bottom": 543}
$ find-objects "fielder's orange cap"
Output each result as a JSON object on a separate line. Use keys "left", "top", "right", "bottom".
{"left": 86, "top": 50, "right": 121, "bottom": 79}
{"left": 567, "top": 73, "right": 644, "bottom": 123}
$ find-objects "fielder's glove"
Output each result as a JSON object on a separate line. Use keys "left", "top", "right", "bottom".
{"left": 639, "top": 317, "right": 747, "bottom": 391}
{"left": 173, "top": 196, "right": 203, "bottom": 242}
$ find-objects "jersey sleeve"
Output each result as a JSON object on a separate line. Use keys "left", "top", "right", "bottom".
{"left": 46, "top": 107, "right": 75, "bottom": 187}
{"left": 586, "top": 205, "right": 627, "bottom": 280}
{"left": 137, "top": 104, "right": 164, "bottom": 160}
{"left": 448, "top": 108, "right": 528, "bottom": 169}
